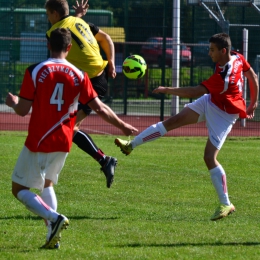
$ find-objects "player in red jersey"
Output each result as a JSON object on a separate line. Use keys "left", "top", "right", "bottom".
{"left": 115, "top": 33, "right": 259, "bottom": 221}
{"left": 6, "top": 28, "right": 137, "bottom": 249}
{"left": 45, "top": 0, "right": 119, "bottom": 189}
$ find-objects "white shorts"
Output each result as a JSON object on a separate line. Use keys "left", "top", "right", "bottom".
{"left": 12, "top": 146, "right": 68, "bottom": 191}
{"left": 185, "top": 94, "right": 239, "bottom": 149}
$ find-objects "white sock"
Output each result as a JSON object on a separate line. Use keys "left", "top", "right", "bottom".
{"left": 209, "top": 165, "right": 230, "bottom": 205}
{"left": 40, "top": 186, "right": 58, "bottom": 239}
{"left": 41, "top": 186, "right": 57, "bottom": 211}
{"left": 17, "top": 190, "right": 59, "bottom": 223}
{"left": 131, "top": 122, "right": 167, "bottom": 148}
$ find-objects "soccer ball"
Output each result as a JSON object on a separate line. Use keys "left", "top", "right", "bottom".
{"left": 122, "top": 54, "right": 147, "bottom": 79}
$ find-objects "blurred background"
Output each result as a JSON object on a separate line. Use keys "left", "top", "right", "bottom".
{"left": 1, "top": 0, "right": 260, "bottom": 136}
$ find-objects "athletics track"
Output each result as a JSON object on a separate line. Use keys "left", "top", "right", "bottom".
{"left": 1, "top": 112, "right": 259, "bottom": 137}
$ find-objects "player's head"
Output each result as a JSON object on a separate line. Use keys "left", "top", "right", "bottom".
{"left": 49, "top": 28, "right": 72, "bottom": 54}
{"left": 45, "top": 0, "right": 69, "bottom": 24}
{"left": 209, "top": 33, "right": 232, "bottom": 53}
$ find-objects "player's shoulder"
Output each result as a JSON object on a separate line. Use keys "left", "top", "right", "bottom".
{"left": 47, "top": 16, "right": 77, "bottom": 33}
{"left": 62, "top": 59, "right": 86, "bottom": 80}
{"left": 27, "top": 62, "right": 41, "bottom": 72}
{"left": 231, "top": 51, "right": 245, "bottom": 61}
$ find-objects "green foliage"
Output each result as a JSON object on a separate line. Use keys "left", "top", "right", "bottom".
{"left": 0, "top": 62, "right": 28, "bottom": 103}
{"left": 1, "top": 132, "right": 260, "bottom": 259}
{"left": 147, "top": 66, "right": 213, "bottom": 91}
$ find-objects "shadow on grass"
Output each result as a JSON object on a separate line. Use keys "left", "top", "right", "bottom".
{"left": 0, "top": 215, "right": 118, "bottom": 221}
{"left": 114, "top": 242, "right": 260, "bottom": 247}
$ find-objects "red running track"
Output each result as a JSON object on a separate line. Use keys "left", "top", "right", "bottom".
{"left": 1, "top": 112, "right": 259, "bottom": 137}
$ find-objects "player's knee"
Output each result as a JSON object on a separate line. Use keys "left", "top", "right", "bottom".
{"left": 74, "top": 124, "right": 80, "bottom": 132}
{"left": 203, "top": 153, "right": 215, "bottom": 168}
{"left": 203, "top": 153, "right": 209, "bottom": 164}
{"left": 44, "top": 179, "right": 54, "bottom": 188}
{"left": 11, "top": 187, "right": 17, "bottom": 198}
{"left": 11, "top": 183, "right": 24, "bottom": 198}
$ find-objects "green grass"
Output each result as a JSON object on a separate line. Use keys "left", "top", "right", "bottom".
{"left": 1, "top": 132, "right": 260, "bottom": 259}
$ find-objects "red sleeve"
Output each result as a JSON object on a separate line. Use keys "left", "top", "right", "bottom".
{"left": 201, "top": 73, "right": 225, "bottom": 94}
{"left": 240, "top": 53, "right": 251, "bottom": 72}
{"left": 232, "top": 51, "right": 251, "bottom": 72}
{"left": 79, "top": 73, "right": 98, "bottom": 104}
{"left": 19, "top": 69, "right": 35, "bottom": 100}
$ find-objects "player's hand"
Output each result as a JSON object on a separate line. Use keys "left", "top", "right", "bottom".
{"left": 5, "top": 92, "right": 18, "bottom": 108}
{"left": 73, "top": 0, "right": 89, "bottom": 18}
{"left": 107, "top": 63, "right": 116, "bottom": 79}
{"left": 246, "top": 101, "right": 258, "bottom": 119}
{"left": 152, "top": 86, "right": 167, "bottom": 94}
{"left": 121, "top": 123, "right": 138, "bottom": 136}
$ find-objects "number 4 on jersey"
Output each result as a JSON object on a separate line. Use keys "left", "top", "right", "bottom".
{"left": 50, "top": 83, "right": 64, "bottom": 111}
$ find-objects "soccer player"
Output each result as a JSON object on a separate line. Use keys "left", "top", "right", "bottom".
{"left": 6, "top": 28, "right": 137, "bottom": 249}
{"left": 45, "top": 0, "right": 118, "bottom": 188}
{"left": 115, "top": 33, "right": 259, "bottom": 221}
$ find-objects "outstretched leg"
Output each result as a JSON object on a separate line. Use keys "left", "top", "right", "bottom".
{"left": 115, "top": 107, "right": 199, "bottom": 155}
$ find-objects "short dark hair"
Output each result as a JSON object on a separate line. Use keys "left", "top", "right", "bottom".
{"left": 209, "top": 33, "right": 232, "bottom": 53}
{"left": 50, "top": 28, "right": 71, "bottom": 52}
{"left": 45, "top": 0, "right": 69, "bottom": 16}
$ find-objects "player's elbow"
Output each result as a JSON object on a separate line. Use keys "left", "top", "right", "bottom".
{"left": 253, "top": 73, "right": 259, "bottom": 86}
{"left": 92, "top": 105, "right": 107, "bottom": 116}
{"left": 189, "top": 90, "right": 205, "bottom": 99}
{"left": 14, "top": 107, "right": 30, "bottom": 117}
{"left": 190, "top": 85, "right": 208, "bottom": 98}
{"left": 17, "top": 111, "right": 29, "bottom": 117}
{"left": 94, "top": 108, "right": 104, "bottom": 115}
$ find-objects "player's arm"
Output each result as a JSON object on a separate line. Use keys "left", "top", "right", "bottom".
{"left": 94, "top": 29, "right": 116, "bottom": 78}
{"left": 152, "top": 85, "right": 208, "bottom": 98}
{"left": 5, "top": 93, "right": 32, "bottom": 116}
{"left": 73, "top": 0, "right": 89, "bottom": 18}
{"left": 87, "top": 97, "right": 138, "bottom": 135}
{"left": 244, "top": 67, "right": 259, "bottom": 119}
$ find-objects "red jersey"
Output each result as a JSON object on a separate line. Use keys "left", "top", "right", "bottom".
{"left": 19, "top": 58, "right": 97, "bottom": 152}
{"left": 201, "top": 52, "right": 250, "bottom": 118}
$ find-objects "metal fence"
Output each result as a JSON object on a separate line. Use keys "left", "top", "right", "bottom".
{"left": 1, "top": 0, "right": 260, "bottom": 136}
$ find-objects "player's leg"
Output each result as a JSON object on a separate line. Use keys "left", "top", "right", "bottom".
{"left": 201, "top": 100, "right": 238, "bottom": 221}
{"left": 115, "top": 106, "right": 199, "bottom": 155}
{"left": 40, "top": 179, "right": 58, "bottom": 247}
{"left": 12, "top": 180, "right": 69, "bottom": 249}
{"left": 39, "top": 152, "right": 68, "bottom": 248}
{"left": 12, "top": 148, "right": 69, "bottom": 248}
{"left": 15, "top": 186, "right": 69, "bottom": 249}
{"left": 204, "top": 140, "right": 235, "bottom": 221}
{"left": 204, "top": 139, "right": 231, "bottom": 205}
{"left": 41, "top": 180, "right": 57, "bottom": 212}
{"left": 73, "top": 109, "right": 108, "bottom": 165}
{"left": 72, "top": 69, "right": 117, "bottom": 188}
{"left": 12, "top": 181, "right": 61, "bottom": 223}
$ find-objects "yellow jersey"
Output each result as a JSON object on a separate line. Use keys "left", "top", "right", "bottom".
{"left": 46, "top": 16, "right": 108, "bottom": 78}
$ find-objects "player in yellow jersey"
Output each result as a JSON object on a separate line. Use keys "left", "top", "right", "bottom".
{"left": 45, "top": 0, "right": 121, "bottom": 189}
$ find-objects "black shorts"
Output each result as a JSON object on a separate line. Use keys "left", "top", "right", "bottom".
{"left": 78, "top": 66, "right": 108, "bottom": 115}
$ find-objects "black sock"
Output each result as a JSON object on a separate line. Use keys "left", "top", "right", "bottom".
{"left": 73, "top": 130, "right": 106, "bottom": 165}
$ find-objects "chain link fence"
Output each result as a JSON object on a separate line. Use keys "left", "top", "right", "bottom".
{"left": 1, "top": 0, "right": 260, "bottom": 135}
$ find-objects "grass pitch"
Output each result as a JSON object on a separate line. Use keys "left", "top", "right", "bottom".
{"left": 1, "top": 132, "right": 260, "bottom": 260}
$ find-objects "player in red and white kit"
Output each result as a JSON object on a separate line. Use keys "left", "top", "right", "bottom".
{"left": 6, "top": 28, "right": 137, "bottom": 249}
{"left": 115, "top": 33, "right": 259, "bottom": 221}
